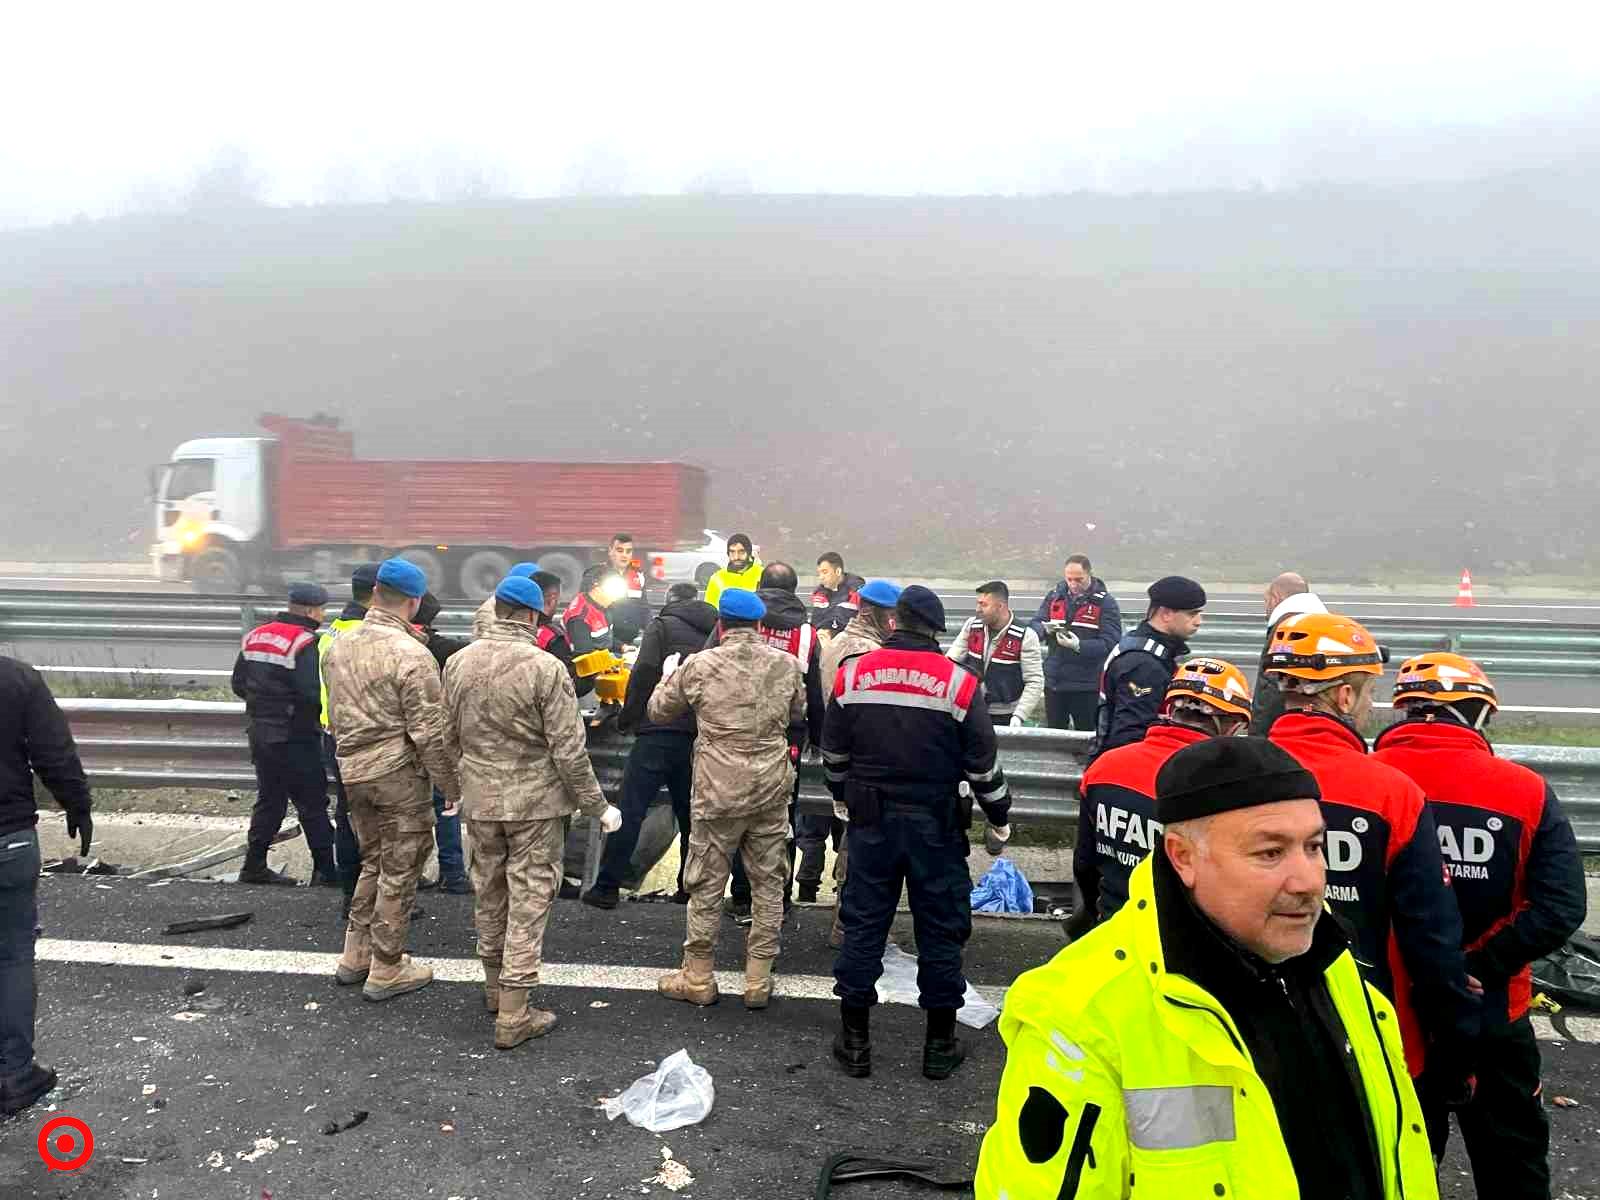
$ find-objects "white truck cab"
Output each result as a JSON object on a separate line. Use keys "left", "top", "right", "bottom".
{"left": 151, "top": 438, "right": 269, "bottom": 588}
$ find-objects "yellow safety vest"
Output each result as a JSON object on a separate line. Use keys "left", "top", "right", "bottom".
{"left": 703, "top": 560, "right": 763, "bottom": 608}
{"left": 317, "top": 615, "right": 365, "bottom": 730}
{"left": 975, "top": 856, "right": 1437, "bottom": 1200}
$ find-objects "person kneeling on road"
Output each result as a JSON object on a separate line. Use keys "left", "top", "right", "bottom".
{"left": 976, "top": 738, "right": 1440, "bottom": 1200}
{"left": 443, "top": 575, "right": 620, "bottom": 1049}
{"left": 825, "top": 585, "right": 1011, "bottom": 1082}
{"left": 647, "top": 588, "right": 807, "bottom": 1010}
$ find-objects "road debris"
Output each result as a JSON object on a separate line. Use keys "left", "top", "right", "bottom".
{"left": 303, "top": 1001, "right": 320, "bottom": 1011}
{"left": 142, "top": 1085, "right": 157, "bottom": 1096}
{"left": 164, "top": 912, "right": 253, "bottom": 935}
{"left": 320, "top": 1111, "right": 369, "bottom": 1136}
{"left": 236, "top": 1136, "right": 279, "bottom": 1163}
{"left": 590, "top": 1000, "right": 610, "bottom": 1008}
{"left": 183, "top": 981, "right": 207, "bottom": 996}
{"left": 1552, "top": 1095, "right": 1581, "bottom": 1108}
{"left": 171, "top": 1012, "right": 206, "bottom": 1023}
{"left": 205, "top": 1151, "right": 225, "bottom": 1169}
{"left": 648, "top": 1147, "right": 694, "bottom": 1192}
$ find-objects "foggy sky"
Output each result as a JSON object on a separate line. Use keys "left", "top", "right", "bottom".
{"left": 4, "top": 1, "right": 1598, "bottom": 229}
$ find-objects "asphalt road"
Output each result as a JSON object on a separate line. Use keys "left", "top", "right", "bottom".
{"left": 3, "top": 878, "right": 1597, "bottom": 1199}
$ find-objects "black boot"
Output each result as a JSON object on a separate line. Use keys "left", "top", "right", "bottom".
{"left": 308, "top": 848, "right": 340, "bottom": 887}
{"left": 922, "top": 1008, "right": 966, "bottom": 1080}
{"left": 832, "top": 1003, "right": 871, "bottom": 1078}
{"left": 238, "top": 851, "right": 297, "bottom": 886}
{"left": 0, "top": 1064, "right": 58, "bottom": 1117}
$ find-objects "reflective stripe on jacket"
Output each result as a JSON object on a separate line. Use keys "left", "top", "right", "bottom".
{"left": 974, "top": 855, "right": 1438, "bottom": 1200}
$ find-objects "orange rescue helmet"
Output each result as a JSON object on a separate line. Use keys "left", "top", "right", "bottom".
{"left": 1162, "top": 657, "right": 1253, "bottom": 720}
{"left": 1263, "top": 611, "right": 1387, "bottom": 682}
{"left": 1392, "top": 652, "right": 1499, "bottom": 710}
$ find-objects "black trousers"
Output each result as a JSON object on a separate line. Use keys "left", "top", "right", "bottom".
{"left": 248, "top": 736, "right": 333, "bottom": 858}
{"left": 593, "top": 731, "right": 693, "bottom": 896}
{"left": 1420, "top": 1017, "right": 1550, "bottom": 1199}
{"left": 1046, "top": 689, "right": 1099, "bottom": 731}
{"left": 832, "top": 804, "right": 972, "bottom": 1010}
{"left": 322, "top": 733, "right": 361, "bottom": 885}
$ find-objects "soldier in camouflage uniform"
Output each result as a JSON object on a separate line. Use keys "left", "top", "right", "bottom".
{"left": 443, "top": 576, "right": 621, "bottom": 1049}
{"left": 815, "top": 580, "right": 902, "bottom": 946}
{"left": 648, "top": 588, "right": 808, "bottom": 1009}
{"left": 323, "top": 559, "right": 461, "bottom": 1001}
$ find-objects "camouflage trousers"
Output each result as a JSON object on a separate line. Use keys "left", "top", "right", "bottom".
{"left": 684, "top": 805, "right": 789, "bottom": 961}
{"left": 466, "top": 816, "right": 563, "bottom": 990}
{"left": 345, "top": 767, "right": 433, "bottom": 965}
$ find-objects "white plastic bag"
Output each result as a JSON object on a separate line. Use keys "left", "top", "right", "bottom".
{"left": 601, "top": 1049, "right": 715, "bottom": 1131}
{"left": 874, "top": 942, "right": 1000, "bottom": 1029}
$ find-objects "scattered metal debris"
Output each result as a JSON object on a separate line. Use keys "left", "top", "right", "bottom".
{"left": 164, "top": 912, "right": 253, "bottom": 935}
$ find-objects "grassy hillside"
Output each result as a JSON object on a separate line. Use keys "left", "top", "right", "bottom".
{"left": 3, "top": 180, "right": 1598, "bottom": 580}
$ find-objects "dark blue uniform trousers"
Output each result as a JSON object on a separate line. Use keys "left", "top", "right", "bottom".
{"left": 832, "top": 804, "right": 973, "bottom": 1010}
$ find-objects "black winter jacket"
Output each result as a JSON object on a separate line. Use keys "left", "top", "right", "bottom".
{"left": 231, "top": 611, "right": 324, "bottom": 743}
{"left": 619, "top": 598, "right": 719, "bottom": 735}
{"left": 1093, "top": 621, "right": 1188, "bottom": 757}
{"left": 0, "top": 656, "right": 92, "bottom": 838}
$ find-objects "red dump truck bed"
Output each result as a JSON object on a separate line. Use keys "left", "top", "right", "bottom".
{"left": 260, "top": 415, "right": 707, "bottom": 552}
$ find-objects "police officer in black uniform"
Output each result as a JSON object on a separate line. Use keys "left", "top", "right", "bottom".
{"left": 1093, "top": 575, "right": 1206, "bottom": 756}
{"left": 232, "top": 582, "right": 337, "bottom": 885}
{"left": 823, "top": 585, "right": 1010, "bottom": 1082}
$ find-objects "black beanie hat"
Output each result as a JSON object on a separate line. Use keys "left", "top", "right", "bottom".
{"left": 1155, "top": 737, "right": 1320, "bottom": 824}
{"left": 1148, "top": 575, "right": 1207, "bottom": 611}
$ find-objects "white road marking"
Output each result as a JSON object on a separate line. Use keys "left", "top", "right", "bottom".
{"left": 33, "top": 939, "right": 1598, "bottom": 1045}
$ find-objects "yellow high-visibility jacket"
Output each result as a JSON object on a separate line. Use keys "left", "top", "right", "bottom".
{"left": 317, "top": 614, "right": 365, "bottom": 730}
{"left": 975, "top": 856, "right": 1437, "bottom": 1200}
{"left": 702, "top": 560, "right": 763, "bottom": 609}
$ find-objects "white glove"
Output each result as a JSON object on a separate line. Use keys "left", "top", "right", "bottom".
{"left": 660, "top": 652, "right": 682, "bottom": 678}
{"left": 832, "top": 799, "right": 850, "bottom": 822}
{"left": 1009, "top": 714, "right": 1024, "bottom": 728}
{"left": 1054, "top": 629, "right": 1081, "bottom": 652}
{"left": 599, "top": 804, "right": 623, "bottom": 834}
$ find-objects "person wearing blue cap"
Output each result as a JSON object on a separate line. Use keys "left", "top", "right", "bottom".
{"left": 318, "top": 563, "right": 380, "bottom": 909}
{"left": 823, "top": 584, "right": 1012, "bottom": 1081}
{"left": 812, "top": 578, "right": 902, "bottom": 942}
{"left": 231, "top": 581, "right": 336, "bottom": 886}
{"left": 648, "top": 585, "right": 807, "bottom": 1011}
{"left": 323, "top": 557, "right": 462, "bottom": 1001}
{"left": 471, "top": 562, "right": 539, "bottom": 638}
{"left": 441, "top": 575, "right": 621, "bottom": 1049}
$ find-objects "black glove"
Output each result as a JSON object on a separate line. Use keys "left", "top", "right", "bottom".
{"left": 1421, "top": 1063, "right": 1476, "bottom": 1112}
{"left": 66, "top": 809, "right": 93, "bottom": 857}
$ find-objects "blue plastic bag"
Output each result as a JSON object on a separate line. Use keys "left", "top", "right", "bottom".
{"left": 971, "top": 857, "right": 1034, "bottom": 914}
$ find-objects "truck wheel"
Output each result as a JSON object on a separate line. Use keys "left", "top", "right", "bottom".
{"left": 190, "top": 546, "right": 244, "bottom": 594}
{"left": 536, "top": 551, "right": 585, "bottom": 599}
{"left": 396, "top": 548, "right": 445, "bottom": 596}
{"left": 457, "top": 550, "right": 513, "bottom": 602}
{"left": 694, "top": 562, "right": 719, "bottom": 587}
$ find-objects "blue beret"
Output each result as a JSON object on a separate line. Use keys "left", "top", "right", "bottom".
{"left": 858, "top": 579, "right": 902, "bottom": 608}
{"left": 288, "top": 582, "right": 329, "bottom": 607}
{"left": 509, "top": 561, "right": 540, "bottom": 579}
{"left": 895, "top": 584, "right": 946, "bottom": 632}
{"left": 495, "top": 575, "right": 545, "bottom": 613}
{"left": 375, "top": 557, "right": 428, "bottom": 598}
{"left": 718, "top": 588, "right": 766, "bottom": 621}
{"left": 350, "top": 563, "right": 380, "bottom": 591}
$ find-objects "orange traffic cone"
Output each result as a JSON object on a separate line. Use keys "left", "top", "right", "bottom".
{"left": 1455, "top": 570, "right": 1476, "bottom": 608}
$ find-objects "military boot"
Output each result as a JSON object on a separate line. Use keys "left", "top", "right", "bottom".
{"left": 238, "top": 851, "right": 297, "bottom": 886}
{"left": 482, "top": 961, "right": 501, "bottom": 1013}
{"left": 334, "top": 928, "right": 371, "bottom": 985}
{"left": 832, "top": 1003, "right": 871, "bottom": 1078}
{"left": 922, "top": 1008, "right": 966, "bottom": 1080}
{"left": 494, "top": 988, "right": 558, "bottom": 1050}
{"left": 657, "top": 954, "right": 719, "bottom": 1006}
{"left": 308, "top": 848, "right": 341, "bottom": 888}
{"left": 362, "top": 955, "right": 433, "bottom": 1002}
{"left": 743, "top": 958, "right": 774, "bottom": 1010}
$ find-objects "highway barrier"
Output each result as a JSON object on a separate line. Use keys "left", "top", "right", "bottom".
{"left": 58, "top": 700, "right": 1600, "bottom": 852}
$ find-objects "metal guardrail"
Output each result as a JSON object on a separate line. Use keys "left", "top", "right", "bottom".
{"left": 57, "top": 700, "right": 1600, "bottom": 852}
{"left": 6, "top": 588, "right": 1600, "bottom": 677}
